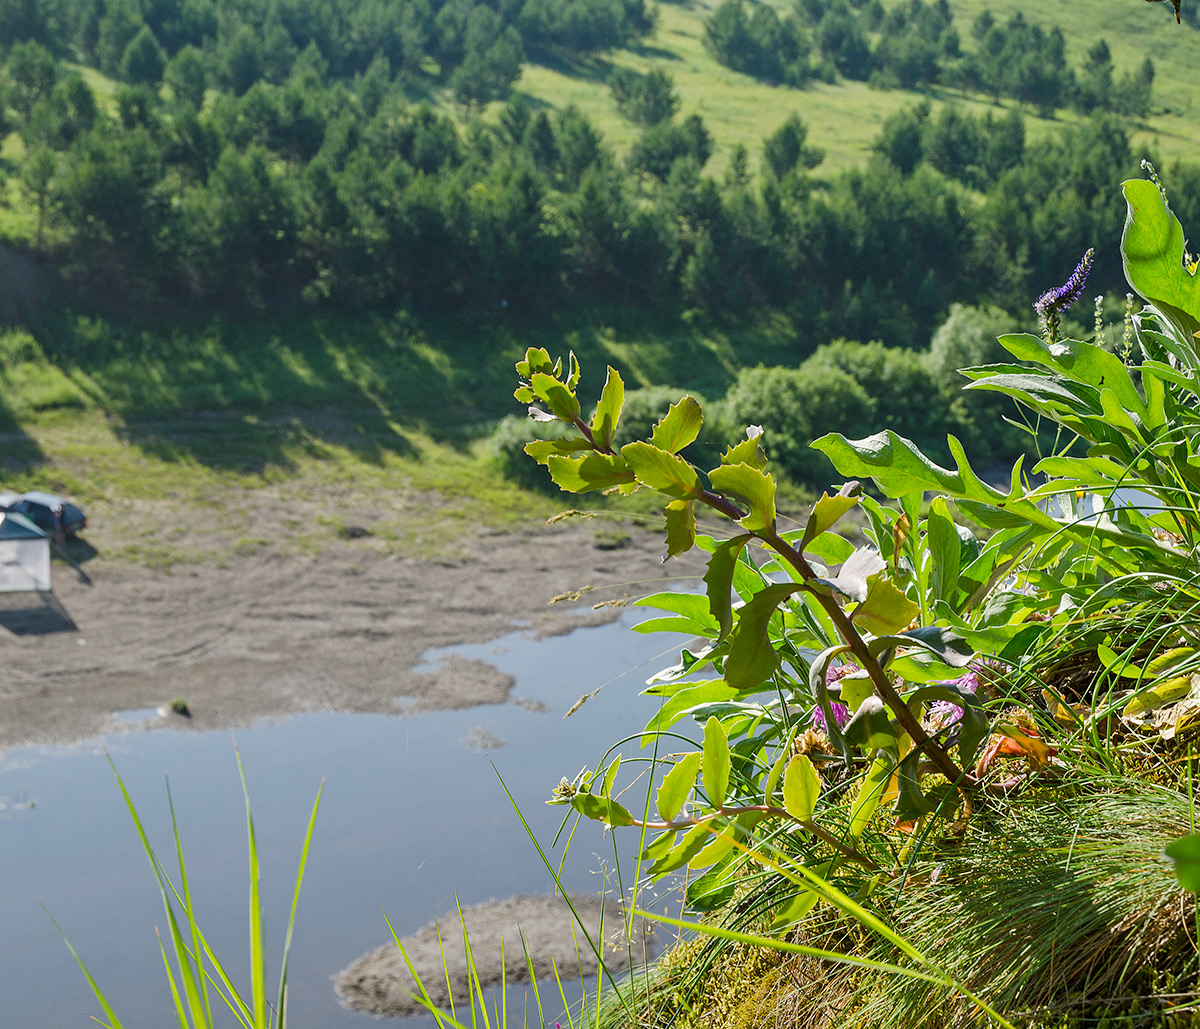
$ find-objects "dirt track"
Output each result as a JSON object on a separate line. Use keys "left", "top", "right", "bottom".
{"left": 0, "top": 520, "right": 703, "bottom": 755}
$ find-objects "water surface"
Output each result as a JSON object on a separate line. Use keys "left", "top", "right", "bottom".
{"left": 1, "top": 610, "right": 691, "bottom": 1028}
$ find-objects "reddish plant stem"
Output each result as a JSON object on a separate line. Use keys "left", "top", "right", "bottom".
{"left": 757, "top": 528, "right": 979, "bottom": 793}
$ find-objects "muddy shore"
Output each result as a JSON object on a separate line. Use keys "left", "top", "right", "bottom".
{"left": 0, "top": 521, "right": 703, "bottom": 756}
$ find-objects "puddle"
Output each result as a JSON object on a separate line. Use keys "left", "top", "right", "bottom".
{"left": 111, "top": 706, "right": 164, "bottom": 724}
{"left": 1, "top": 610, "right": 693, "bottom": 1028}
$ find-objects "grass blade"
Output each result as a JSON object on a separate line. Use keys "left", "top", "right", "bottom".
{"left": 39, "top": 902, "right": 127, "bottom": 1029}
{"left": 165, "top": 781, "right": 213, "bottom": 1028}
{"left": 276, "top": 779, "right": 324, "bottom": 1026}
{"left": 155, "top": 929, "right": 192, "bottom": 1029}
{"left": 234, "top": 749, "right": 266, "bottom": 1028}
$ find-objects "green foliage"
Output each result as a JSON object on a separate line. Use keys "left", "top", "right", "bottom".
{"left": 761, "top": 113, "right": 823, "bottom": 182}
{"left": 722, "top": 362, "right": 871, "bottom": 486}
{"left": 608, "top": 67, "right": 679, "bottom": 127}
{"left": 522, "top": 166, "right": 1200, "bottom": 1026}
{"left": 120, "top": 25, "right": 166, "bottom": 85}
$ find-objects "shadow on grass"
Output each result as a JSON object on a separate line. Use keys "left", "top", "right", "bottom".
{"left": 29, "top": 308, "right": 530, "bottom": 471}
{"left": 17, "top": 301, "right": 802, "bottom": 473}
{"left": 627, "top": 44, "right": 683, "bottom": 61}
{"left": 527, "top": 50, "right": 615, "bottom": 84}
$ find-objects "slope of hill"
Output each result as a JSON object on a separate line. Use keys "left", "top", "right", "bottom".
{"left": 513, "top": 0, "right": 1200, "bottom": 177}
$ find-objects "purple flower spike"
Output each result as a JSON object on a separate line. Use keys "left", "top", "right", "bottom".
{"left": 1034, "top": 249, "right": 1094, "bottom": 342}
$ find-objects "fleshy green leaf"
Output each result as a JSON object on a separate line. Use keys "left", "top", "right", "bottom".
{"left": 1166, "top": 833, "right": 1200, "bottom": 892}
{"left": 724, "top": 583, "right": 804, "bottom": 690}
{"left": 657, "top": 752, "right": 703, "bottom": 822}
{"left": 791, "top": 530, "right": 856, "bottom": 565}
{"left": 524, "top": 437, "right": 592, "bottom": 465}
{"left": 643, "top": 680, "right": 738, "bottom": 737}
{"left": 516, "top": 347, "right": 555, "bottom": 378}
{"left": 836, "top": 672, "right": 874, "bottom": 714}
{"left": 591, "top": 367, "right": 624, "bottom": 450}
{"left": 926, "top": 497, "right": 961, "bottom": 606}
{"left": 849, "top": 755, "right": 895, "bottom": 840}
{"left": 892, "top": 751, "right": 932, "bottom": 822}
{"left": 703, "top": 534, "right": 752, "bottom": 640}
{"left": 546, "top": 452, "right": 634, "bottom": 493}
{"left": 997, "top": 333, "right": 1150, "bottom": 424}
{"left": 813, "top": 430, "right": 1058, "bottom": 533}
{"left": 799, "top": 482, "right": 862, "bottom": 553}
{"left": 770, "top": 884, "right": 822, "bottom": 930}
{"left": 762, "top": 749, "right": 789, "bottom": 809}
{"left": 843, "top": 697, "right": 900, "bottom": 755}
{"left": 530, "top": 372, "right": 581, "bottom": 423}
{"left": 602, "top": 754, "right": 622, "bottom": 796}
{"left": 634, "top": 592, "right": 719, "bottom": 633}
{"left": 722, "top": 427, "right": 767, "bottom": 470}
{"left": 651, "top": 396, "right": 703, "bottom": 454}
{"left": 1122, "top": 177, "right": 1200, "bottom": 339}
{"left": 649, "top": 823, "right": 710, "bottom": 876}
{"left": 851, "top": 573, "right": 920, "bottom": 636}
{"left": 664, "top": 499, "right": 696, "bottom": 559}
{"left": 686, "top": 865, "right": 738, "bottom": 909}
{"left": 571, "top": 791, "right": 634, "bottom": 826}
{"left": 870, "top": 626, "right": 975, "bottom": 668}
{"left": 690, "top": 816, "right": 754, "bottom": 869}
{"left": 782, "top": 755, "right": 820, "bottom": 822}
{"left": 622, "top": 442, "right": 703, "bottom": 499}
{"left": 708, "top": 464, "right": 777, "bottom": 533}
{"left": 702, "top": 716, "right": 730, "bottom": 809}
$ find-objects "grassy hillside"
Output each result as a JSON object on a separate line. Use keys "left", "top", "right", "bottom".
{"left": 511, "top": 0, "right": 1200, "bottom": 178}
{"left": 0, "top": 307, "right": 809, "bottom": 557}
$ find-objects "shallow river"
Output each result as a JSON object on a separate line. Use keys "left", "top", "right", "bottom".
{"left": 1, "top": 610, "right": 690, "bottom": 1028}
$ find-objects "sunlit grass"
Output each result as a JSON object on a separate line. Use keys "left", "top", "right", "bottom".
{"left": 512, "top": 0, "right": 1200, "bottom": 178}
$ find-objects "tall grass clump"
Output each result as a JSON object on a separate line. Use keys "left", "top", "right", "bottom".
{"left": 49, "top": 751, "right": 321, "bottom": 1029}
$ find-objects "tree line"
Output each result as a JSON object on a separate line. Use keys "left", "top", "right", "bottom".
{"left": 2, "top": 8, "right": 1197, "bottom": 354}
{"left": 0, "top": 0, "right": 653, "bottom": 106}
{"left": 704, "top": 0, "right": 1157, "bottom": 118}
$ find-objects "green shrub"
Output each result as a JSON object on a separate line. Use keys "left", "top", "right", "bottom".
{"left": 486, "top": 413, "right": 571, "bottom": 493}
{"left": 722, "top": 363, "right": 872, "bottom": 485}
{"left": 925, "top": 303, "right": 1028, "bottom": 464}
{"left": 803, "top": 338, "right": 952, "bottom": 460}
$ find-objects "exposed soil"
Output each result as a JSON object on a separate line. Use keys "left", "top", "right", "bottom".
{"left": 0, "top": 519, "right": 703, "bottom": 756}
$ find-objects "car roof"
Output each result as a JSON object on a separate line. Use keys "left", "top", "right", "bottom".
{"left": 0, "top": 492, "right": 21, "bottom": 508}
{"left": 20, "top": 491, "right": 67, "bottom": 508}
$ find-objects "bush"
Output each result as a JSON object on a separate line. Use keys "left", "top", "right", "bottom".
{"left": 803, "top": 339, "right": 952, "bottom": 461}
{"left": 722, "top": 363, "right": 872, "bottom": 485}
{"left": 486, "top": 413, "right": 571, "bottom": 492}
{"left": 925, "top": 303, "right": 1027, "bottom": 464}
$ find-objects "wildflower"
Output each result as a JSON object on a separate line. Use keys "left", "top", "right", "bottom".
{"left": 928, "top": 659, "right": 1004, "bottom": 723}
{"left": 810, "top": 663, "right": 852, "bottom": 731}
{"left": 928, "top": 668, "right": 979, "bottom": 723}
{"left": 1034, "top": 248, "right": 1094, "bottom": 343}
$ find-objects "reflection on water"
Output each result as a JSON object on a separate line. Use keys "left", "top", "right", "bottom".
{"left": 1, "top": 611, "right": 691, "bottom": 1029}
